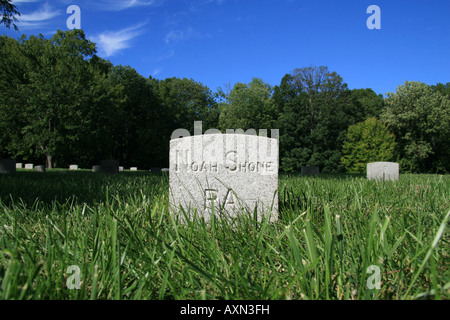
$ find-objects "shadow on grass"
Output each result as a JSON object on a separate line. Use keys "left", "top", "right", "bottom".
{"left": 0, "top": 170, "right": 168, "bottom": 208}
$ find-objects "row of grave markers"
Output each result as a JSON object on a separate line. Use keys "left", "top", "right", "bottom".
{"left": 0, "top": 159, "right": 169, "bottom": 173}
{"left": 0, "top": 158, "right": 400, "bottom": 180}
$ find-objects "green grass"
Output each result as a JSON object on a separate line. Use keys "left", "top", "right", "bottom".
{"left": 0, "top": 171, "right": 448, "bottom": 300}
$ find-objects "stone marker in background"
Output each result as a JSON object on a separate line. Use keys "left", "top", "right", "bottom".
{"left": 119, "top": 166, "right": 124, "bottom": 172}
{"left": 301, "top": 166, "right": 320, "bottom": 176}
{"left": 161, "top": 168, "right": 169, "bottom": 172}
{"left": 169, "top": 134, "right": 279, "bottom": 223}
{"left": 16, "top": 163, "right": 23, "bottom": 169}
{"left": 99, "top": 159, "right": 119, "bottom": 173}
{"left": 25, "top": 164, "right": 34, "bottom": 170}
{"left": 69, "top": 165, "right": 78, "bottom": 170}
{"left": 0, "top": 159, "right": 16, "bottom": 174}
{"left": 367, "top": 162, "right": 399, "bottom": 181}
{"left": 92, "top": 165, "right": 101, "bottom": 172}
{"left": 34, "top": 165, "right": 46, "bottom": 172}
{"left": 130, "top": 167, "right": 138, "bottom": 171}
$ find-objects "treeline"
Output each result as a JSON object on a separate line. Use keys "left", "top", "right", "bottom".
{"left": 0, "top": 30, "right": 449, "bottom": 173}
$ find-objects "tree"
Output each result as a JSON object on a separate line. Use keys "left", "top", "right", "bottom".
{"left": 381, "top": 81, "right": 450, "bottom": 173}
{"left": 274, "top": 66, "right": 350, "bottom": 172}
{"left": 106, "top": 66, "right": 161, "bottom": 168}
{"left": 19, "top": 30, "right": 98, "bottom": 168}
{"left": 218, "top": 78, "right": 278, "bottom": 132}
{"left": 157, "top": 77, "right": 219, "bottom": 129}
{"left": 345, "top": 88, "right": 385, "bottom": 123}
{"left": 0, "top": 30, "right": 122, "bottom": 168}
{"left": 154, "top": 77, "right": 219, "bottom": 166}
{"left": 0, "top": 0, "right": 20, "bottom": 31}
{"left": 431, "top": 82, "right": 450, "bottom": 98}
{"left": 341, "top": 117, "right": 397, "bottom": 173}
{"left": 0, "top": 34, "right": 29, "bottom": 159}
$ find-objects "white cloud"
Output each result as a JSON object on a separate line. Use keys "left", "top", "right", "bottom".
{"left": 16, "top": 3, "right": 60, "bottom": 29}
{"left": 90, "top": 23, "right": 147, "bottom": 57}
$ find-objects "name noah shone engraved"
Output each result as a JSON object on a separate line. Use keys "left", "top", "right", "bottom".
{"left": 169, "top": 134, "right": 278, "bottom": 223}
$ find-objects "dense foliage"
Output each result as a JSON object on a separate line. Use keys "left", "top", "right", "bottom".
{"left": 341, "top": 117, "right": 397, "bottom": 174}
{"left": 0, "top": 30, "right": 449, "bottom": 173}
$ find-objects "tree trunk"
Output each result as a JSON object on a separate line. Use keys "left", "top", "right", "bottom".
{"left": 46, "top": 154, "right": 52, "bottom": 169}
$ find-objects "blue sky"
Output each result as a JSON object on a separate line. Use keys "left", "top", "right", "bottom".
{"left": 3, "top": 0, "right": 449, "bottom": 96}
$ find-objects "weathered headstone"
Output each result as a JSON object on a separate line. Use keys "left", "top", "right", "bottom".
{"left": 130, "top": 167, "right": 138, "bottom": 171}
{"left": 0, "top": 159, "right": 16, "bottom": 174}
{"left": 25, "top": 164, "right": 34, "bottom": 170}
{"left": 69, "top": 165, "right": 78, "bottom": 170}
{"left": 301, "top": 166, "right": 320, "bottom": 176}
{"left": 161, "top": 168, "right": 169, "bottom": 172}
{"left": 92, "top": 165, "right": 101, "bottom": 172}
{"left": 119, "top": 166, "right": 124, "bottom": 172}
{"left": 367, "top": 162, "right": 399, "bottom": 181}
{"left": 169, "top": 134, "right": 279, "bottom": 223}
{"left": 99, "top": 159, "right": 119, "bottom": 173}
{"left": 34, "top": 165, "right": 46, "bottom": 172}
{"left": 16, "top": 163, "right": 23, "bottom": 169}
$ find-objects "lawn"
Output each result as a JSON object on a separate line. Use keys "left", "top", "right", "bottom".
{"left": 0, "top": 170, "right": 448, "bottom": 300}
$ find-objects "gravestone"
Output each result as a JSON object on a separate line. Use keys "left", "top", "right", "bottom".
{"left": 92, "top": 165, "right": 101, "bottom": 172}
{"left": 161, "top": 168, "right": 169, "bottom": 172}
{"left": 69, "top": 165, "right": 78, "bottom": 170}
{"left": 169, "top": 134, "right": 278, "bottom": 223}
{"left": 367, "top": 162, "right": 399, "bottom": 181}
{"left": 119, "top": 166, "right": 124, "bottom": 172}
{"left": 301, "top": 166, "right": 320, "bottom": 176}
{"left": 99, "top": 159, "right": 119, "bottom": 173}
{"left": 130, "top": 167, "right": 138, "bottom": 171}
{"left": 16, "top": 163, "right": 23, "bottom": 169}
{"left": 25, "top": 164, "right": 34, "bottom": 170}
{"left": 0, "top": 159, "right": 16, "bottom": 174}
{"left": 34, "top": 165, "right": 46, "bottom": 172}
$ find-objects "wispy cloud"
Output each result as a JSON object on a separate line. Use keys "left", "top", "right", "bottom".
{"left": 94, "top": 0, "right": 166, "bottom": 11}
{"left": 165, "top": 27, "right": 195, "bottom": 44}
{"left": 16, "top": 3, "right": 60, "bottom": 29}
{"left": 90, "top": 23, "right": 147, "bottom": 57}
{"left": 11, "top": 0, "right": 41, "bottom": 3}
{"left": 153, "top": 49, "right": 175, "bottom": 62}
{"left": 151, "top": 67, "right": 163, "bottom": 77}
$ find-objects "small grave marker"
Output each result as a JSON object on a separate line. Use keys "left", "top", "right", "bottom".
{"left": 367, "top": 162, "right": 399, "bottom": 181}
{"left": 99, "top": 159, "right": 119, "bottom": 173}
{"left": 0, "top": 159, "right": 16, "bottom": 174}
{"left": 34, "top": 165, "right": 46, "bottom": 172}
{"left": 301, "top": 166, "right": 320, "bottom": 176}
